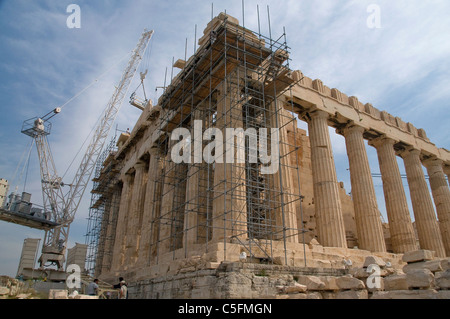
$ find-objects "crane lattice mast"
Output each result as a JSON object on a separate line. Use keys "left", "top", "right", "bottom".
{"left": 22, "top": 29, "right": 154, "bottom": 270}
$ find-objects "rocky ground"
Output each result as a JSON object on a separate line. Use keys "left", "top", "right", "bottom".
{"left": 0, "top": 276, "right": 47, "bottom": 299}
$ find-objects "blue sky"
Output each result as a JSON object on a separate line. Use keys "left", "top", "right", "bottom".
{"left": 0, "top": 0, "right": 449, "bottom": 277}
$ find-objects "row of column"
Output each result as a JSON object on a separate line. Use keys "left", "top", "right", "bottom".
{"left": 106, "top": 107, "right": 449, "bottom": 273}
{"left": 308, "top": 109, "right": 449, "bottom": 257}
{"left": 109, "top": 148, "right": 164, "bottom": 271}
{"left": 106, "top": 87, "right": 303, "bottom": 272}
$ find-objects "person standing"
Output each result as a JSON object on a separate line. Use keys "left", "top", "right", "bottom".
{"left": 86, "top": 279, "right": 99, "bottom": 296}
{"left": 113, "top": 277, "right": 124, "bottom": 289}
{"left": 119, "top": 280, "right": 128, "bottom": 299}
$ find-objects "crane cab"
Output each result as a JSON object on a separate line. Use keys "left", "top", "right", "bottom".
{"left": 34, "top": 118, "right": 45, "bottom": 132}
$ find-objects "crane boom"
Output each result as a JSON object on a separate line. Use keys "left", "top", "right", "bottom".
{"left": 34, "top": 29, "right": 154, "bottom": 270}
{"left": 66, "top": 29, "right": 154, "bottom": 223}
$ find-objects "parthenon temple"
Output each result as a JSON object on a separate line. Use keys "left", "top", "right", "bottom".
{"left": 85, "top": 13, "right": 450, "bottom": 299}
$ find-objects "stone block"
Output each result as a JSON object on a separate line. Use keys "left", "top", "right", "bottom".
{"left": 406, "top": 269, "right": 434, "bottom": 289}
{"left": 336, "top": 290, "right": 368, "bottom": 299}
{"left": 381, "top": 111, "right": 396, "bottom": 126}
{"left": 9, "top": 285, "right": 19, "bottom": 296}
{"left": 407, "top": 123, "right": 418, "bottom": 136}
{"left": 321, "top": 291, "right": 337, "bottom": 299}
{"left": 436, "top": 291, "right": 450, "bottom": 299}
{"left": 350, "top": 267, "right": 369, "bottom": 279}
{"left": 384, "top": 274, "right": 408, "bottom": 291}
{"left": 435, "top": 270, "right": 450, "bottom": 289}
{"left": 363, "top": 256, "right": 386, "bottom": 268}
{"left": 0, "top": 287, "right": 10, "bottom": 295}
{"left": 319, "top": 276, "right": 339, "bottom": 291}
{"left": 296, "top": 275, "right": 325, "bottom": 291}
{"left": 402, "top": 250, "right": 435, "bottom": 263}
{"left": 331, "top": 88, "right": 343, "bottom": 102}
{"left": 191, "top": 288, "right": 212, "bottom": 299}
{"left": 336, "top": 275, "right": 365, "bottom": 290}
{"left": 418, "top": 128, "right": 428, "bottom": 140}
{"left": 349, "top": 96, "right": 359, "bottom": 109}
{"left": 307, "top": 292, "right": 323, "bottom": 299}
{"left": 441, "top": 258, "right": 450, "bottom": 271}
{"left": 284, "top": 282, "right": 308, "bottom": 294}
{"left": 310, "top": 259, "right": 332, "bottom": 268}
{"left": 74, "top": 295, "right": 99, "bottom": 299}
{"left": 371, "top": 290, "right": 439, "bottom": 299}
{"left": 395, "top": 117, "right": 408, "bottom": 131}
{"left": 48, "top": 289, "right": 68, "bottom": 299}
{"left": 364, "top": 103, "right": 381, "bottom": 119}
{"left": 302, "top": 76, "right": 313, "bottom": 88}
{"left": 312, "top": 79, "right": 324, "bottom": 93}
{"left": 291, "top": 70, "right": 303, "bottom": 82}
{"left": 286, "top": 293, "right": 308, "bottom": 299}
{"left": 194, "top": 276, "right": 216, "bottom": 288}
{"left": 403, "top": 260, "right": 443, "bottom": 273}
{"left": 205, "top": 262, "right": 221, "bottom": 269}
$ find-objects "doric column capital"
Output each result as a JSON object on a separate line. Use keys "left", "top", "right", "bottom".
{"left": 422, "top": 157, "right": 444, "bottom": 170}
{"left": 368, "top": 135, "right": 396, "bottom": 149}
{"left": 444, "top": 165, "right": 450, "bottom": 176}
{"left": 134, "top": 160, "right": 148, "bottom": 170}
{"left": 149, "top": 147, "right": 163, "bottom": 157}
{"left": 341, "top": 123, "right": 365, "bottom": 137}
{"left": 120, "top": 173, "right": 133, "bottom": 185}
{"left": 397, "top": 146, "right": 421, "bottom": 159}
{"left": 309, "top": 109, "right": 330, "bottom": 121}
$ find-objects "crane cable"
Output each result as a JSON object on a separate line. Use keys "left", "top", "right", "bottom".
{"left": 56, "top": 50, "right": 135, "bottom": 181}
{"left": 58, "top": 50, "right": 133, "bottom": 112}
{"left": 10, "top": 138, "right": 35, "bottom": 197}
{"left": 130, "top": 36, "right": 154, "bottom": 101}
{"left": 22, "top": 140, "right": 34, "bottom": 194}
{"left": 61, "top": 114, "right": 102, "bottom": 181}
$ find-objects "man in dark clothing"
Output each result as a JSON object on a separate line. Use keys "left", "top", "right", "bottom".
{"left": 113, "top": 277, "right": 124, "bottom": 289}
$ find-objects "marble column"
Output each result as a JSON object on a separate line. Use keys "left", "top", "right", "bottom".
{"left": 444, "top": 166, "right": 450, "bottom": 188}
{"left": 343, "top": 124, "right": 386, "bottom": 252}
{"left": 124, "top": 161, "right": 148, "bottom": 267}
{"left": 158, "top": 150, "right": 177, "bottom": 255}
{"left": 400, "top": 148, "right": 446, "bottom": 257}
{"left": 184, "top": 106, "right": 211, "bottom": 249}
{"left": 111, "top": 173, "right": 133, "bottom": 271}
{"left": 95, "top": 187, "right": 114, "bottom": 276}
{"left": 100, "top": 185, "right": 121, "bottom": 274}
{"left": 423, "top": 158, "right": 450, "bottom": 256}
{"left": 270, "top": 104, "right": 299, "bottom": 242}
{"left": 308, "top": 110, "right": 347, "bottom": 248}
{"left": 369, "top": 136, "right": 417, "bottom": 253}
{"left": 212, "top": 79, "right": 247, "bottom": 242}
{"left": 137, "top": 148, "right": 164, "bottom": 266}
{"left": 157, "top": 136, "right": 188, "bottom": 255}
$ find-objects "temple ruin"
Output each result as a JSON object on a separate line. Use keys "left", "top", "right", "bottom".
{"left": 85, "top": 13, "right": 450, "bottom": 299}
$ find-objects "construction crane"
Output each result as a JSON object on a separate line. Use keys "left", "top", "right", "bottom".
{"left": 16, "top": 29, "right": 154, "bottom": 270}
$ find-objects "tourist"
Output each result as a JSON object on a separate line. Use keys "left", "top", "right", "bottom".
{"left": 119, "top": 280, "right": 128, "bottom": 299}
{"left": 86, "top": 279, "right": 99, "bottom": 296}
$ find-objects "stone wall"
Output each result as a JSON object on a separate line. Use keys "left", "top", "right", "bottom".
{"left": 128, "top": 251, "right": 450, "bottom": 299}
{"left": 0, "top": 276, "right": 45, "bottom": 299}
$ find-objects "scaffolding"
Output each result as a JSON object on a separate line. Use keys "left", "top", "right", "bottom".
{"left": 85, "top": 136, "right": 120, "bottom": 276}
{"left": 146, "top": 15, "right": 308, "bottom": 266}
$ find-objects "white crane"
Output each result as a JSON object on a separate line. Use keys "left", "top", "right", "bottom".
{"left": 19, "top": 29, "right": 154, "bottom": 270}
